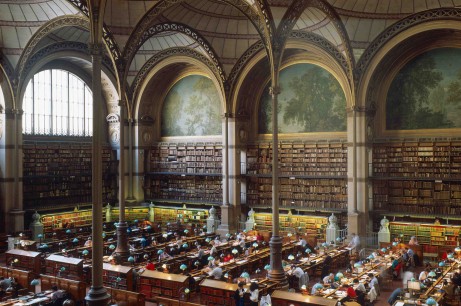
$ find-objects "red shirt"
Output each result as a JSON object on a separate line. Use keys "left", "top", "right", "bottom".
{"left": 223, "top": 255, "right": 233, "bottom": 262}
{"left": 347, "top": 287, "right": 357, "bottom": 298}
{"left": 145, "top": 262, "right": 155, "bottom": 270}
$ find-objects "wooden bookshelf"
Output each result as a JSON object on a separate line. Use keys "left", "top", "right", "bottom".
{"left": 41, "top": 209, "right": 93, "bottom": 232}
{"left": 371, "top": 140, "right": 461, "bottom": 215}
{"left": 22, "top": 141, "right": 118, "bottom": 210}
{"left": 138, "top": 270, "right": 189, "bottom": 300}
{"left": 152, "top": 206, "right": 208, "bottom": 226}
{"left": 389, "top": 221, "right": 461, "bottom": 246}
{"left": 244, "top": 141, "right": 347, "bottom": 211}
{"left": 111, "top": 207, "right": 149, "bottom": 222}
{"left": 254, "top": 212, "right": 328, "bottom": 239}
{"left": 45, "top": 254, "right": 84, "bottom": 281}
{"left": 102, "top": 263, "right": 134, "bottom": 291}
{"left": 145, "top": 142, "right": 223, "bottom": 204}
{"left": 5, "top": 249, "right": 42, "bottom": 274}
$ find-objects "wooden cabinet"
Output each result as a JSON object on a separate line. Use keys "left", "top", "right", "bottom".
{"left": 389, "top": 221, "right": 461, "bottom": 246}
{"left": 244, "top": 141, "right": 347, "bottom": 211}
{"left": 199, "top": 279, "right": 241, "bottom": 306}
{"left": 5, "top": 249, "right": 42, "bottom": 274}
{"left": 271, "top": 290, "right": 337, "bottom": 306}
{"left": 102, "top": 263, "right": 134, "bottom": 291}
{"left": 138, "top": 270, "right": 189, "bottom": 300}
{"left": 45, "top": 254, "right": 83, "bottom": 281}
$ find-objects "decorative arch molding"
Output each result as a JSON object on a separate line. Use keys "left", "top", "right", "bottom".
{"left": 0, "top": 53, "right": 15, "bottom": 97}
{"left": 135, "top": 22, "right": 224, "bottom": 80}
{"left": 17, "top": 43, "right": 119, "bottom": 116}
{"left": 122, "top": 0, "right": 272, "bottom": 83}
{"left": 357, "top": 8, "right": 461, "bottom": 85}
{"left": 16, "top": 15, "right": 90, "bottom": 88}
{"left": 228, "top": 40, "right": 265, "bottom": 95}
{"left": 289, "top": 30, "right": 349, "bottom": 82}
{"left": 106, "top": 113, "right": 120, "bottom": 123}
{"left": 21, "top": 41, "right": 115, "bottom": 88}
{"left": 66, "top": 0, "right": 122, "bottom": 67}
{"left": 275, "top": 0, "right": 354, "bottom": 82}
{"left": 363, "top": 29, "right": 461, "bottom": 139}
{"left": 131, "top": 47, "right": 225, "bottom": 104}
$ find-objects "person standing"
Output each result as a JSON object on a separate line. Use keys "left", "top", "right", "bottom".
{"left": 249, "top": 281, "right": 259, "bottom": 306}
{"left": 234, "top": 282, "right": 246, "bottom": 306}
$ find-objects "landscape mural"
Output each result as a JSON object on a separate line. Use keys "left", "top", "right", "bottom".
{"left": 161, "top": 75, "right": 222, "bottom": 136}
{"left": 387, "top": 48, "right": 461, "bottom": 130}
{"left": 258, "top": 63, "right": 346, "bottom": 134}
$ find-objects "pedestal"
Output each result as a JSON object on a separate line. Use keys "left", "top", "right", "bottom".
{"left": 148, "top": 204, "right": 155, "bottom": 223}
{"left": 378, "top": 216, "right": 391, "bottom": 243}
{"left": 216, "top": 205, "right": 232, "bottom": 237}
{"left": 85, "top": 286, "right": 110, "bottom": 306}
{"left": 268, "top": 236, "right": 287, "bottom": 287}
{"left": 29, "top": 211, "right": 44, "bottom": 241}
{"left": 326, "top": 213, "right": 340, "bottom": 244}
{"left": 114, "top": 222, "right": 130, "bottom": 260}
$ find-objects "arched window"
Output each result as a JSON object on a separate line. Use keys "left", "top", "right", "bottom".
{"left": 23, "top": 69, "right": 93, "bottom": 136}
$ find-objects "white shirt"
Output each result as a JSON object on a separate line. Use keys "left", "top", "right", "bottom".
{"left": 250, "top": 289, "right": 259, "bottom": 302}
{"left": 292, "top": 267, "right": 304, "bottom": 278}
{"left": 348, "top": 235, "right": 361, "bottom": 249}
{"left": 208, "top": 267, "right": 223, "bottom": 279}
{"left": 355, "top": 282, "right": 366, "bottom": 293}
{"left": 419, "top": 271, "right": 428, "bottom": 281}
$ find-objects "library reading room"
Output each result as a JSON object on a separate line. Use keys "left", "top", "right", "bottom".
{"left": 2, "top": 1, "right": 461, "bottom": 306}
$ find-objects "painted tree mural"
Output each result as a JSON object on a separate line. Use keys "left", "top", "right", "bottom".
{"left": 162, "top": 75, "right": 222, "bottom": 136}
{"left": 386, "top": 48, "right": 461, "bottom": 130}
{"left": 259, "top": 63, "right": 346, "bottom": 134}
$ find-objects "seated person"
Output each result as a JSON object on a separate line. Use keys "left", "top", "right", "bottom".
{"left": 409, "top": 236, "right": 419, "bottom": 245}
{"left": 387, "top": 288, "right": 403, "bottom": 305}
{"left": 158, "top": 249, "right": 172, "bottom": 261}
{"left": 208, "top": 267, "right": 223, "bottom": 280}
{"left": 145, "top": 261, "right": 155, "bottom": 271}
{"left": 311, "top": 283, "right": 323, "bottom": 295}
{"left": 323, "top": 273, "right": 338, "bottom": 288}
{"left": 84, "top": 237, "right": 92, "bottom": 247}
{"left": 353, "top": 278, "right": 366, "bottom": 293}
{"left": 223, "top": 252, "right": 233, "bottom": 262}
{"left": 256, "top": 232, "right": 264, "bottom": 242}
{"left": 50, "top": 285, "right": 65, "bottom": 302}
{"left": 343, "top": 284, "right": 357, "bottom": 301}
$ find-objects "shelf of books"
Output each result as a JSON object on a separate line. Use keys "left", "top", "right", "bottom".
{"left": 110, "top": 207, "right": 150, "bottom": 222}
{"left": 389, "top": 221, "right": 461, "bottom": 246}
{"left": 371, "top": 140, "right": 461, "bottom": 214}
{"left": 244, "top": 141, "right": 347, "bottom": 211}
{"left": 253, "top": 212, "right": 328, "bottom": 238}
{"left": 151, "top": 206, "right": 208, "bottom": 226}
{"left": 23, "top": 142, "right": 118, "bottom": 210}
{"left": 41, "top": 209, "right": 93, "bottom": 232}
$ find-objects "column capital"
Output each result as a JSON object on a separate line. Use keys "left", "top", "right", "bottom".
{"left": 269, "top": 86, "right": 281, "bottom": 97}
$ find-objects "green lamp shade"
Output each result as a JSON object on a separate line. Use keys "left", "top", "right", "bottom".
{"left": 60, "top": 267, "right": 66, "bottom": 272}
{"left": 381, "top": 248, "right": 387, "bottom": 253}
{"left": 162, "top": 233, "right": 168, "bottom": 238}
{"left": 455, "top": 247, "right": 461, "bottom": 252}
{"left": 240, "top": 272, "right": 250, "bottom": 278}
{"left": 102, "top": 233, "right": 106, "bottom": 238}
{"left": 354, "top": 263, "right": 362, "bottom": 268}
{"left": 208, "top": 256, "right": 214, "bottom": 261}
{"left": 322, "top": 242, "right": 328, "bottom": 247}
{"left": 184, "top": 288, "right": 190, "bottom": 294}
{"left": 313, "top": 283, "right": 324, "bottom": 290}
{"left": 128, "top": 256, "right": 135, "bottom": 262}
{"left": 252, "top": 242, "right": 258, "bottom": 248}
{"left": 301, "top": 285, "right": 307, "bottom": 290}
{"left": 37, "top": 234, "right": 43, "bottom": 239}
{"left": 194, "top": 261, "right": 200, "bottom": 266}
{"left": 287, "top": 233, "right": 293, "bottom": 237}
{"left": 336, "top": 237, "right": 342, "bottom": 242}
{"left": 288, "top": 254, "right": 295, "bottom": 260}
{"left": 264, "top": 264, "right": 271, "bottom": 270}
{"left": 134, "top": 219, "right": 138, "bottom": 223}
{"left": 82, "top": 250, "right": 89, "bottom": 255}
{"left": 30, "top": 279, "right": 40, "bottom": 286}
{"left": 205, "top": 238, "right": 211, "bottom": 242}
{"left": 305, "top": 248, "right": 312, "bottom": 253}
{"left": 182, "top": 243, "right": 189, "bottom": 248}
{"left": 157, "top": 249, "right": 164, "bottom": 254}
{"left": 180, "top": 264, "right": 187, "bottom": 270}
{"left": 141, "top": 238, "right": 147, "bottom": 243}
{"left": 448, "top": 254, "right": 454, "bottom": 259}
{"left": 116, "top": 277, "right": 122, "bottom": 283}
{"left": 335, "top": 272, "right": 344, "bottom": 281}
{"left": 232, "top": 249, "right": 238, "bottom": 254}
{"left": 426, "top": 297, "right": 437, "bottom": 305}
{"left": 72, "top": 238, "right": 79, "bottom": 243}
{"left": 66, "top": 229, "right": 71, "bottom": 234}
{"left": 368, "top": 255, "right": 374, "bottom": 260}
{"left": 439, "top": 261, "right": 445, "bottom": 267}
{"left": 146, "top": 225, "right": 152, "bottom": 230}
{"left": 392, "top": 242, "right": 398, "bottom": 246}
{"left": 428, "top": 271, "right": 437, "bottom": 277}
{"left": 109, "top": 244, "right": 115, "bottom": 250}
{"left": 184, "top": 230, "right": 189, "bottom": 234}
{"left": 226, "top": 233, "right": 231, "bottom": 238}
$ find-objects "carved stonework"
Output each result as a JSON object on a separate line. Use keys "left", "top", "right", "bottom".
{"left": 139, "top": 126, "right": 153, "bottom": 146}
{"left": 106, "top": 113, "right": 120, "bottom": 145}
{"left": 131, "top": 47, "right": 225, "bottom": 101}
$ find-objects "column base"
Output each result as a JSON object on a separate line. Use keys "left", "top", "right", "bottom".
{"left": 85, "top": 286, "right": 110, "bottom": 306}
{"left": 216, "top": 205, "right": 235, "bottom": 237}
{"left": 268, "top": 236, "right": 287, "bottom": 286}
{"left": 347, "top": 211, "right": 361, "bottom": 241}
{"left": 9, "top": 209, "right": 25, "bottom": 234}
{"left": 114, "top": 222, "right": 130, "bottom": 260}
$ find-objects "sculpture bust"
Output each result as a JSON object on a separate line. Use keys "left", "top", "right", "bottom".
{"left": 380, "top": 216, "right": 389, "bottom": 231}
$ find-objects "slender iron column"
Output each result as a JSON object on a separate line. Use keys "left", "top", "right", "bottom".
{"left": 115, "top": 100, "right": 129, "bottom": 258}
{"left": 268, "top": 86, "right": 286, "bottom": 285}
{"left": 85, "top": 42, "right": 110, "bottom": 305}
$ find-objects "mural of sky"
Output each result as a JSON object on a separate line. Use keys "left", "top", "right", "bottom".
{"left": 258, "top": 63, "right": 346, "bottom": 134}
{"left": 161, "top": 75, "right": 222, "bottom": 137}
{"left": 387, "top": 48, "right": 461, "bottom": 130}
